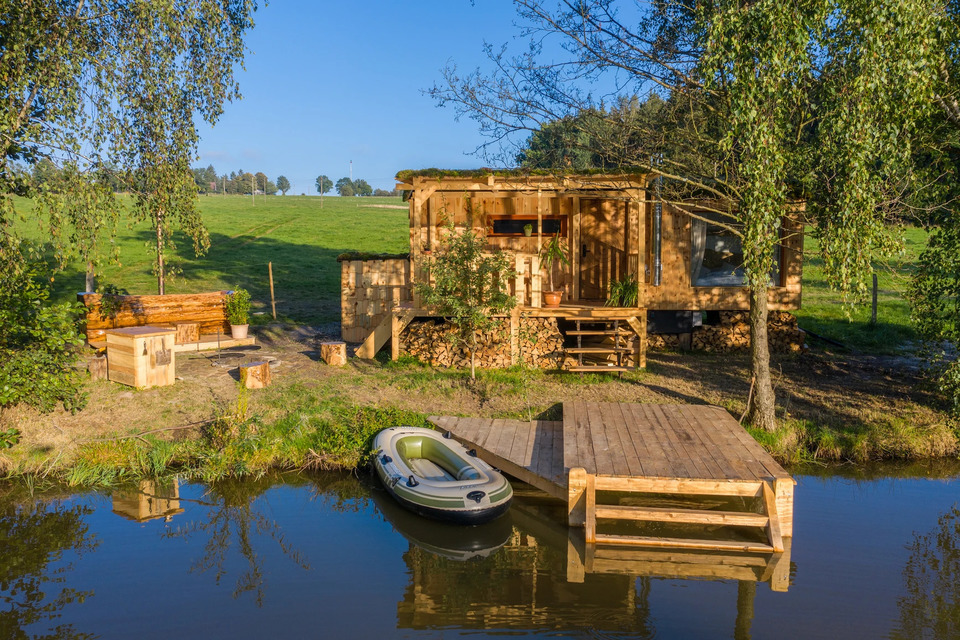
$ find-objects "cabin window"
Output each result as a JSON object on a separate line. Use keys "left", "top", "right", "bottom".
{"left": 690, "top": 212, "right": 781, "bottom": 287}
{"left": 487, "top": 215, "right": 567, "bottom": 237}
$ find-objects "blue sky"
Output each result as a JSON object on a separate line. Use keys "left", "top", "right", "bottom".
{"left": 196, "top": 0, "right": 523, "bottom": 193}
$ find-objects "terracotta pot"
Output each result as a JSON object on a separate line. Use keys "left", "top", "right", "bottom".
{"left": 543, "top": 291, "right": 563, "bottom": 308}
{"left": 230, "top": 324, "right": 249, "bottom": 340}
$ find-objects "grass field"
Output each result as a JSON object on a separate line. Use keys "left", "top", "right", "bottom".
{"left": 795, "top": 226, "right": 927, "bottom": 355}
{"left": 15, "top": 194, "right": 928, "bottom": 351}
{"left": 14, "top": 194, "right": 410, "bottom": 325}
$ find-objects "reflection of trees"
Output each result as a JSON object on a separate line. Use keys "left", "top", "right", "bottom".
{"left": 0, "top": 500, "right": 99, "bottom": 640}
{"left": 893, "top": 505, "right": 960, "bottom": 640}
{"left": 163, "top": 478, "right": 309, "bottom": 607}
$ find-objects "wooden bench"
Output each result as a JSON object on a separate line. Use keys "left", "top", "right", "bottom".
{"left": 78, "top": 291, "right": 231, "bottom": 342}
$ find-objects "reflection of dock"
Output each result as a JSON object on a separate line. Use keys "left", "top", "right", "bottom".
{"left": 111, "top": 479, "right": 184, "bottom": 522}
{"left": 429, "top": 401, "right": 794, "bottom": 554}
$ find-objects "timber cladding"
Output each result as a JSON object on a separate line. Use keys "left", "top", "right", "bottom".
{"left": 340, "top": 257, "right": 412, "bottom": 343}
{"left": 78, "top": 291, "right": 231, "bottom": 341}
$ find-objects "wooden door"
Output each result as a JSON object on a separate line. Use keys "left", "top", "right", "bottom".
{"left": 579, "top": 199, "right": 627, "bottom": 301}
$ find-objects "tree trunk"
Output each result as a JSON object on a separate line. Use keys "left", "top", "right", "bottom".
{"left": 469, "top": 332, "right": 477, "bottom": 380}
{"left": 156, "top": 210, "right": 165, "bottom": 295}
{"left": 85, "top": 261, "right": 97, "bottom": 292}
{"left": 745, "top": 283, "right": 776, "bottom": 431}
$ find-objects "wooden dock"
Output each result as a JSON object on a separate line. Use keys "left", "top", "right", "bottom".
{"left": 429, "top": 401, "right": 794, "bottom": 555}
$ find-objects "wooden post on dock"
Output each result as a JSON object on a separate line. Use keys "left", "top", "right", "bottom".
{"left": 568, "top": 467, "right": 588, "bottom": 527}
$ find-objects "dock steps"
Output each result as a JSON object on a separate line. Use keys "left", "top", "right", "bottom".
{"left": 567, "top": 366, "right": 634, "bottom": 373}
{"left": 594, "top": 505, "right": 770, "bottom": 528}
{"left": 566, "top": 330, "right": 634, "bottom": 336}
{"left": 569, "top": 469, "right": 785, "bottom": 553}
{"left": 593, "top": 534, "right": 775, "bottom": 554}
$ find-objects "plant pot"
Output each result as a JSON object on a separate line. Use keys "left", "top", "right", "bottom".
{"left": 523, "top": 228, "right": 532, "bottom": 237}
{"left": 230, "top": 324, "right": 249, "bottom": 340}
{"left": 543, "top": 291, "right": 563, "bottom": 308}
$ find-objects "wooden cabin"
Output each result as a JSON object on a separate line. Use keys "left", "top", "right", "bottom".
{"left": 341, "top": 171, "right": 803, "bottom": 370}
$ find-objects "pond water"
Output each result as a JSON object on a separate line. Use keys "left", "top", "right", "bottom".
{"left": 2, "top": 465, "right": 959, "bottom": 639}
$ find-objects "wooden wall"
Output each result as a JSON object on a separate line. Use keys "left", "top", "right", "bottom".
{"left": 642, "top": 204, "right": 803, "bottom": 311}
{"left": 340, "top": 257, "right": 412, "bottom": 342}
{"left": 78, "top": 291, "right": 230, "bottom": 341}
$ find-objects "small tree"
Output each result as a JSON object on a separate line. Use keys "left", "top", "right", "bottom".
{"left": 277, "top": 175, "right": 290, "bottom": 195}
{"left": 315, "top": 175, "right": 332, "bottom": 194}
{"left": 415, "top": 226, "right": 516, "bottom": 380}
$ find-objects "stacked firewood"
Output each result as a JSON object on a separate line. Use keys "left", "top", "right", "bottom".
{"left": 401, "top": 319, "right": 512, "bottom": 368}
{"left": 647, "top": 333, "right": 683, "bottom": 350}
{"left": 691, "top": 311, "right": 804, "bottom": 353}
{"left": 519, "top": 318, "right": 564, "bottom": 368}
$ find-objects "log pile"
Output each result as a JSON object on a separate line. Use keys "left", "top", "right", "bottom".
{"left": 401, "top": 319, "right": 512, "bottom": 368}
{"left": 400, "top": 317, "right": 564, "bottom": 369}
{"left": 519, "top": 318, "right": 564, "bottom": 368}
{"left": 673, "top": 311, "right": 804, "bottom": 353}
{"left": 647, "top": 333, "right": 683, "bottom": 350}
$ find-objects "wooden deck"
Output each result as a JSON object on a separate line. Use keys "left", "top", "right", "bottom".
{"left": 429, "top": 401, "right": 794, "bottom": 554}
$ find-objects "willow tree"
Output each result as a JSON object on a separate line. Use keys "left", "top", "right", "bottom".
{"left": 0, "top": 0, "right": 257, "bottom": 409}
{"left": 431, "top": 0, "right": 940, "bottom": 431}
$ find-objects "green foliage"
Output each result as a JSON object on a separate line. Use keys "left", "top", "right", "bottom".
{"left": 0, "top": 428, "right": 21, "bottom": 449}
{"left": 315, "top": 175, "right": 333, "bottom": 194}
{"left": 606, "top": 274, "right": 638, "bottom": 308}
{"left": 538, "top": 233, "right": 570, "bottom": 292}
{"left": 0, "top": 261, "right": 86, "bottom": 413}
{"left": 277, "top": 175, "right": 291, "bottom": 195}
{"left": 225, "top": 288, "right": 252, "bottom": 326}
{"left": 415, "top": 225, "right": 516, "bottom": 379}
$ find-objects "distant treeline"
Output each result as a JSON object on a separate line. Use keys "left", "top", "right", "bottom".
{"left": 27, "top": 160, "right": 399, "bottom": 198}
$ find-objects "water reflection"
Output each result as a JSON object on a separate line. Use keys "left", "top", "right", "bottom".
{"left": 162, "top": 477, "right": 309, "bottom": 606}
{"left": 388, "top": 493, "right": 785, "bottom": 636}
{"left": 0, "top": 498, "right": 98, "bottom": 640}
{"left": 892, "top": 505, "right": 960, "bottom": 639}
{"left": 111, "top": 479, "right": 183, "bottom": 523}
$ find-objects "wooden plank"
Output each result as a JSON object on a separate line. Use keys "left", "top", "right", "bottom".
{"left": 573, "top": 401, "right": 598, "bottom": 474}
{"left": 592, "top": 475, "right": 763, "bottom": 497}
{"left": 593, "top": 534, "right": 774, "bottom": 554}
{"left": 585, "top": 402, "right": 614, "bottom": 476}
{"left": 684, "top": 406, "right": 766, "bottom": 481}
{"left": 551, "top": 418, "right": 566, "bottom": 486}
{"left": 509, "top": 420, "right": 535, "bottom": 468}
{"left": 593, "top": 547, "right": 771, "bottom": 568}
{"left": 568, "top": 467, "right": 588, "bottom": 526}
{"left": 650, "top": 404, "right": 707, "bottom": 479}
{"left": 624, "top": 403, "right": 672, "bottom": 478}
{"left": 608, "top": 403, "right": 645, "bottom": 477}
{"left": 590, "top": 558, "right": 765, "bottom": 582}
{"left": 470, "top": 418, "right": 499, "bottom": 450}
{"left": 594, "top": 505, "right": 769, "bottom": 528}
{"left": 561, "top": 401, "right": 580, "bottom": 474}
{"left": 597, "top": 402, "right": 632, "bottom": 477}
{"left": 660, "top": 404, "right": 727, "bottom": 479}
{"left": 763, "top": 481, "right": 785, "bottom": 553}
{"left": 529, "top": 419, "right": 549, "bottom": 477}
{"left": 585, "top": 472, "right": 596, "bottom": 543}
{"left": 636, "top": 404, "right": 688, "bottom": 478}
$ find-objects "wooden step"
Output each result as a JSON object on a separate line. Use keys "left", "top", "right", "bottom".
{"left": 567, "top": 366, "right": 634, "bottom": 373}
{"left": 566, "top": 330, "right": 634, "bottom": 336}
{"left": 566, "top": 347, "right": 634, "bottom": 354}
{"left": 594, "top": 534, "right": 775, "bottom": 553}
{"left": 595, "top": 505, "right": 770, "bottom": 528}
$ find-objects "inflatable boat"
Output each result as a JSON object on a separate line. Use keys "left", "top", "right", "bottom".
{"left": 372, "top": 426, "right": 513, "bottom": 525}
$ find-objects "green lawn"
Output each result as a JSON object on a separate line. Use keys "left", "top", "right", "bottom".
{"left": 14, "top": 194, "right": 409, "bottom": 325}
{"left": 794, "top": 226, "right": 927, "bottom": 355}
{"left": 14, "top": 195, "right": 929, "bottom": 352}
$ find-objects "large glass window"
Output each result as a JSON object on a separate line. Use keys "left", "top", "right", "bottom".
{"left": 690, "top": 212, "right": 781, "bottom": 287}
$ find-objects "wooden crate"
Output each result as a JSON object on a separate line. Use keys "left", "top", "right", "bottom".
{"left": 105, "top": 326, "right": 177, "bottom": 388}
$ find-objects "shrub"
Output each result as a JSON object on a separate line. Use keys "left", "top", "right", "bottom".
{"left": 225, "top": 287, "right": 251, "bottom": 325}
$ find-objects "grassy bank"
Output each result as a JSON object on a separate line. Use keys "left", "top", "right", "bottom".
{"left": 1, "top": 325, "right": 956, "bottom": 488}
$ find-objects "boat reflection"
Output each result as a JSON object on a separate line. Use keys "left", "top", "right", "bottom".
{"left": 371, "top": 484, "right": 512, "bottom": 561}
{"left": 111, "top": 478, "right": 184, "bottom": 522}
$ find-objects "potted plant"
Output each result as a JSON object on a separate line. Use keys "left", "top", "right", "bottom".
{"left": 225, "top": 287, "right": 252, "bottom": 339}
{"left": 539, "top": 233, "right": 570, "bottom": 308}
{"left": 523, "top": 223, "right": 533, "bottom": 237}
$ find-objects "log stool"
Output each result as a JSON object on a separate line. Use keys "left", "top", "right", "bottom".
{"left": 320, "top": 341, "right": 347, "bottom": 366}
{"left": 175, "top": 322, "right": 200, "bottom": 345}
{"left": 239, "top": 361, "right": 271, "bottom": 389}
